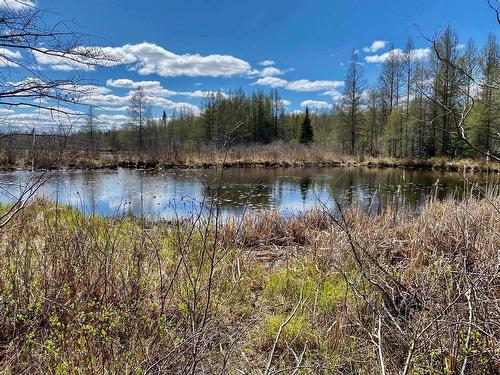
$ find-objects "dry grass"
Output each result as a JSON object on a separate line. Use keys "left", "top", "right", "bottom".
{"left": 3, "top": 144, "right": 500, "bottom": 173}
{"left": 0, "top": 194, "right": 499, "bottom": 373}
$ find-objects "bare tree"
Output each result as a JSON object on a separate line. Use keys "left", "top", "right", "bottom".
{"left": 85, "top": 105, "right": 99, "bottom": 154}
{"left": 417, "top": 2, "right": 500, "bottom": 161}
{"left": 341, "top": 50, "right": 365, "bottom": 154}
{"left": 488, "top": 0, "right": 500, "bottom": 24}
{"left": 0, "top": 2, "right": 111, "bottom": 115}
{"left": 127, "top": 86, "right": 151, "bottom": 150}
{"left": 0, "top": 1, "right": 111, "bottom": 228}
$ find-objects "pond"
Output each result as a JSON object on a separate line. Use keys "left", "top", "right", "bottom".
{"left": 0, "top": 167, "right": 497, "bottom": 219}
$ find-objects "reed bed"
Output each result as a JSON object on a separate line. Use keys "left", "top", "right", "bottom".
{"left": 2, "top": 144, "right": 500, "bottom": 173}
{"left": 0, "top": 193, "right": 499, "bottom": 374}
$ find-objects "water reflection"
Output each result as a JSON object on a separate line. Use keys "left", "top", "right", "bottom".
{"left": 0, "top": 167, "right": 496, "bottom": 218}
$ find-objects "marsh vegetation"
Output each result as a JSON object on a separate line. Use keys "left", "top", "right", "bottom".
{"left": 0, "top": 189, "right": 499, "bottom": 373}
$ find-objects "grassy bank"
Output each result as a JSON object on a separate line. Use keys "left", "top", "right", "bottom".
{"left": 0, "top": 194, "right": 499, "bottom": 374}
{"left": 2, "top": 143, "right": 500, "bottom": 173}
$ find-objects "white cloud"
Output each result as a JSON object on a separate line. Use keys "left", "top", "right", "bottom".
{"left": 106, "top": 79, "right": 161, "bottom": 89}
{"left": 84, "top": 92, "right": 199, "bottom": 114}
{"left": 0, "top": 0, "right": 35, "bottom": 11}
{"left": 362, "top": 40, "right": 387, "bottom": 53}
{"left": 281, "top": 100, "right": 291, "bottom": 107}
{"left": 34, "top": 42, "right": 253, "bottom": 78}
{"left": 260, "top": 67, "right": 284, "bottom": 77}
{"left": 253, "top": 78, "right": 344, "bottom": 92}
{"left": 97, "top": 106, "right": 128, "bottom": 112}
{"left": 253, "top": 77, "right": 288, "bottom": 88}
{"left": 147, "top": 96, "right": 199, "bottom": 113}
{"left": 286, "top": 79, "right": 343, "bottom": 92}
{"left": 96, "top": 114, "right": 129, "bottom": 123}
{"left": 101, "top": 42, "right": 251, "bottom": 77}
{"left": 106, "top": 78, "right": 224, "bottom": 99}
{"left": 0, "top": 48, "right": 22, "bottom": 67}
{"left": 61, "top": 84, "right": 111, "bottom": 96}
{"left": 322, "top": 89, "right": 344, "bottom": 102}
{"left": 179, "top": 90, "right": 227, "bottom": 98}
{"left": 33, "top": 49, "right": 96, "bottom": 71}
{"left": 365, "top": 49, "right": 402, "bottom": 63}
{"left": 258, "top": 60, "right": 275, "bottom": 66}
{"left": 82, "top": 94, "right": 129, "bottom": 106}
{"left": 365, "top": 48, "right": 430, "bottom": 63}
{"left": 133, "top": 86, "right": 176, "bottom": 97}
{"left": 300, "top": 100, "right": 331, "bottom": 110}
{"left": 0, "top": 48, "right": 21, "bottom": 59}
{"left": 291, "top": 109, "right": 303, "bottom": 115}
{"left": 0, "top": 57, "right": 19, "bottom": 67}
{"left": 411, "top": 48, "right": 431, "bottom": 60}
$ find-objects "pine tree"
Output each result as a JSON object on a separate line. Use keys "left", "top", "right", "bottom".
{"left": 161, "top": 111, "right": 168, "bottom": 126}
{"left": 299, "top": 107, "right": 314, "bottom": 144}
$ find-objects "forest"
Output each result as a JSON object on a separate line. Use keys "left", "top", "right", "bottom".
{"left": 70, "top": 27, "right": 500, "bottom": 161}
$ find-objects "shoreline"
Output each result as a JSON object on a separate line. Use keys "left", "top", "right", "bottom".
{"left": 1, "top": 157, "right": 499, "bottom": 174}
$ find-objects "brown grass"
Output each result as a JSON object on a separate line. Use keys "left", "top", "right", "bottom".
{"left": 0, "top": 194, "right": 499, "bottom": 373}
{"left": 2, "top": 143, "right": 500, "bottom": 173}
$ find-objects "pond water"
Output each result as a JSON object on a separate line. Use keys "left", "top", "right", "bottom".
{"left": 0, "top": 167, "right": 497, "bottom": 219}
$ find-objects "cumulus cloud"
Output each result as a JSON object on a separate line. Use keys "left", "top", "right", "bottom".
{"left": 322, "top": 89, "right": 344, "bottom": 102}
{"left": 253, "top": 78, "right": 344, "bottom": 92}
{"left": 287, "top": 79, "right": 343, "bottom": 92}
{"left": 253, "top": 77, "right": 288, "bottom": 88}
{"left": 101, "top": 42, "right": 251, "bottom": 77}
{"left": 362, "top": 40, "right": 387, "bottom": 53}
{"left": 365, "top": 48, "right": 430, "bottom": 63}
{"left": 107, "top": 78, "right": 174, "bottom": 97}
{"left": 34, "top": 42, "right": 253, "bottom": 78}
{"left": 411, "top": 48, "right": 431, "bottom": 60}
{"left": 106, "top": 78, "right": 226, "bottom": 99}
{"left": 147, "top": 96, "right": 199, "bottom": 113}
{"left": 280, "top": 99, "right": 291, "bottom": 107}
{"left": 81, "top": 89, "right": 199, "bottom": 114}
{"left": 0, "top": 48, "right": 21, "bottom": 59}
{"left": 260, "top": 67, "right": 285, "bottom": 77}
{"left": 32, "top": 49, "right": 96, "bottom": 71}
{"left": 106, "top": 79, "right": 161, "bottom": 89}
{"left": 300, "top": 100, "right": 331, "bottom": 110}
{"left": 96, "top": 114, "right": 129, "bottom": 123}
{"left": 179, "top": 90, "right": 227, "bottom": 98}
{"left": 258, "top": 60, "right": 275, "bottom": 66}
{"left": 0, "top": 47, "right": 22, "bottom": 67}
{"left": 97, "top": 106, "right": 128, "bottom": 112}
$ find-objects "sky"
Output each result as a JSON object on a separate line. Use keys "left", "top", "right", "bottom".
{"left": 1, "top": 0, "right": 498, "bottom": 130}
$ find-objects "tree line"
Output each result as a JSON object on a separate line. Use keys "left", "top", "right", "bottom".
{"left": 77, "top": 26, "right": 498, "bottom": 159}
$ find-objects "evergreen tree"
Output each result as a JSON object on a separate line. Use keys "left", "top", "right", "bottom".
{"left": 161, "top": 111, "right": 168, "bottom": 126}
{"left": 299, "top": 107, "right": 314, "bottom": 144}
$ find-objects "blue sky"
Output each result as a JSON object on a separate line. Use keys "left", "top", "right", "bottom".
{"left": 2, "top": 0, "right": 498, "bottom": 129}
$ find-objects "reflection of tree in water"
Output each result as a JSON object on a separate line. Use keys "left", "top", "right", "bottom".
{"left": 0, "top": 167, "right": 495, "bottom": 219}
{"left": 299, "top": 176, "right": 312, "bottom": 202}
